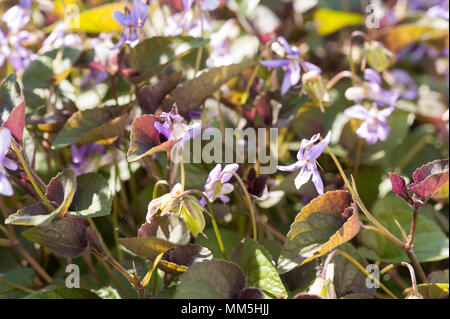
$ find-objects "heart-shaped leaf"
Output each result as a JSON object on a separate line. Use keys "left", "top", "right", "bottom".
{"left": 409, "top": 159, "right": 449, "bottom": 199}
{"left": 137, "top": 72, "right": 183, "bottom": 114}
{"left": 231, "top": 238, "right": 287, "bottom": 299}
{"left": 130, "top": 36, "right": 210, "bottom": 85}
{"left": 277, "top": 190, "right": 360, "bottom": 274}
{"left": 138, "top": 214, "right": 191, "bottom": 245}
{"left": 174, "top": 259, "right": 246, "bottom": 299}
{"left": 69, "top": 173, "right": 112, "bottom": 218}
{"left": 22, "top": 217, "right": 90, "bottom": 258}
{"left": 167, "top": 61, "right": 257, "bottom": 117}
{"left": 0, "top": 73, "right": 25, "bottom": 142}
{"left": 6, "top": 169, "right": 77, "bottom": 226}
{"left": 127, "top": 114, "right": 174, "bottom": 162}
{"left": 53, "top": 107, "right": 129, "bottom": 149}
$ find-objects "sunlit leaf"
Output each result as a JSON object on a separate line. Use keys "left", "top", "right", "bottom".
{"left": 403, "top": 284, "right": 449, "bottom": 299}
{"left": 119, "top": 237, "right": 178, "bottom": 261}
{"left": 53, "top": 107, "right": 129, "bottom": 149}
{"left": 231, "top": 238, "right": 287, "bottom": 299}
{"left": 174, "top": 259, "right": 246, "bottom": 299}
{"left": 314, "top": 9, "right": 363, "bottom": 36}
{"left": 277, "top": 190, "right": 360, "bottom": 274}
{"left": 138, "top": 214, "right": 191, "bottom": 245}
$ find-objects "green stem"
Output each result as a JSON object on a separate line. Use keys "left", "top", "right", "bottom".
{"left": 11, "top": 142, "right": 53, "bottom": 211}
{"left": 141, "top": 252, "right": 164, "bottom": 288}
{"left": 325, "top": 145, "right": 404, "bottom": 249}
{"left": 381, "top": 262, "right": 418, "bottom": 295}
{"left": 0, "top": 278, "right": 36, "bottom": 294}
{"left": 0, "top": 238, "right": 11, "bottom": 247}
{"left": 153, "top": 180, "right": 170, "bottom": 199}
{"left": 94, "top": 254, "right": 132, "bottom": 299}
{"left": 323, "top": 250, "right": 398, "bottom": 299}
{"left": 240, "top": 64, "right": 260, "bottom": 105}
{"left": 219, "top": 170, "right": 257, "bottom": 241}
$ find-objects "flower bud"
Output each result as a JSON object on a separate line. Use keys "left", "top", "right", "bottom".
{"left": 345, "top": 86, "right": 365, "bottom": 101}
{"left": 181, "top": 195, "right": 206, "bottom": 234}
{"left": 364, "top": 41, "right": 395, "bottom": 73}
{"left": 302, "top": 70, "right": 329, "bottom": 107}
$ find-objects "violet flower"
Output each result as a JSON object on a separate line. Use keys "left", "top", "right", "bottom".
{"left": 344, "top": 104, "right": 394, "bottom": 145}
{"left": 0, "top": 128, "right": 18, "bottom": 196}
{"left": 345, "top": 69, "right": 399, "bottom": 108}
{"left": 277, "top": 132, "right": 330, "bottom": 195}
{"left": 390, "top": 69, "right": 418, "bottom": 100}
{"left": 40, "top": 23, "right": 82, "bottom": 53}
{"left": 206, "top": 19, "right": 239, "bottom": 68}
{"left": 1, "top": 0, "right": 32, "bottom": 33}
{"left": 69, "top": 144, "right": 105, "bottom": 176}
{"left": 165, "top": 0, "right": 212, "bottom": 37}
{"left": 201, "top": 164, "right": 239, "bottom": 205}
{"left": 427, "top": 0, "right": 449, "bottom": 20}
{"left": 154, "top": 112, "right": 200, "bottom": 149}
{"left": 184, "top": 0, "right": 221, "bottom": 11}
{"left": 113, "top": 0, "right": 149, "bottom": 49}
{"left": 0, "top": 29, "right": 33, "bottom": 72}
{"left": 261, "top": 37, "right": 322, "bottom": 95}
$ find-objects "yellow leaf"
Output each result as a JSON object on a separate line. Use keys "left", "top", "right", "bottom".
{"left": 314, "top": 9, "right": 363, "bottom": 36}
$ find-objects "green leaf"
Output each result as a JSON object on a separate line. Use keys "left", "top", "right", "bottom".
{"left": 357, "top": 194, "right": 449, "bottom": 263}
{"left": 403, "top": 284, "right": 449, "bottom": 299}
{"left": 53, "top": 107, "right": 129, "bottom": 149}
{"left": 70, "top": 173, "right": 112, "bottom": 218}
{"left": 174, "top": 259, "right": 246, "bottom": 299}
{"left": 313, "top": 9, "right": 363, "bottom": 36}
{"left": 168, "top": 61, "right": 257, "bottom": 116}
{"left": 332, "top": 243, "right": 375, "bottom": 298}
{"left": 22, "top": 47, "right": 82, "bottom": 90}
{"left": 231, "top": 238, "right": 287, "bottom": 299}
{"left": 22, "top": 217, "right": 90, "bottom": 258}
{"left": 159, "top": 244, "right": 213, "bottom": 275}
{"left": 6, "top": 169, "right": 77, "bottom": 226}
{"left": 119, "top": 237, "right": 178, "bottom": 261}
{"left": 0, "top": 267, "right": 34, "bottom": 299}
{"left": 25, "top": 287, "right": 100, "bottom": 299}
{"left": 0, "top": 73, "right": 23, "bottom": 127}
{"left": 130, "top": 36, "right": 210, "bottom": 85}
{"left": 428, "top": 270, "right": 449, "bottom": 284}
{"left": 69, "top": 2, "right": 128, "bottom": 33}
{"left": 277, "top": 190, "right": 360, "bottom": 274}
{"left": 194, "top": 227, "right": 242, "bottom": 258}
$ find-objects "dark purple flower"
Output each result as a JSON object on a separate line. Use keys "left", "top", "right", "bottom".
{"left": 344, "top": 104, "right": 393, "bottom": 145}
{"left": 261, "top": 37, "right": 321, "bottom": 95}
{"left": 69, "top": 144, "right": 105, "bottom": 176}
{"left": 277, "top": 131, "right": 330, "bottom": 195}
{"left": 0, "top": 128, "right": 17, "bottom": 196}
{"left": 201, "top": 164, "right": 239, "bottom": 205}
{"left": 113, "top": 0, "right": 149, "bottom": 49}
{"left": 390, "top": 69, "right": 418, "bottom": 100}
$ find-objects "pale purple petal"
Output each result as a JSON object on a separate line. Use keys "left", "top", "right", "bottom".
{"left": 202, "top": 0, "right": 221, "bottom": 11}
{"left": 294, "top": 167, "right": 312, "bottom": 190}
{"left": 2, "top": 158, "right": 17, "bottom": 171}
{"left": 205, "top": 164, "right": 222, "bottom": 189}
{"left": 364, "top": 69, "right": 382, "bottom": 85}
{"left": 260, "top": 59, "right": 290, "bottom": 69}
{"left": 218, "top": 194, "right": 230, "bottom": 203}
{"left": 221, "top": 163, "right": 239, "bottom": 183}
{"left": 303, "top": 62, "right": 322, "bottom": 73}
{"left": 377, "top": 121, "right": 391, "bottom": 142}
{"left": 277, "top": 161, "right": 303, "bottom": 172}
{"left": 220, "top": 183, "right": 234, "bottom": 195}
{"left": 276, "top": 37, "right": 296, "bottom": 56}
{"left": 377, "top": 106, "right": 394, "bottom": 122}
{"left": 311, "top": 165, "right": 324, "bottom": 195}
{"left": 344, "top": 104, "right": 370, "bottom": 120}
{"left": 0, "top": 128, "right": 12, "bottom": 160}
{"left": 132, "top": 0, "right": 149, "bottom": 28}
{"left": 113, "top": 11, "right": 129, "bottom": 26}
{"left": 306, "top": 131, "right": 330, "bottom": 162}
{"left": 0, "top": 173, "right": 13, "bottom": 196}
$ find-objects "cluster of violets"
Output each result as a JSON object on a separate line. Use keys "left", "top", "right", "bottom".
{"left": 0, "top": 1, "right": 447, "bottom": 214}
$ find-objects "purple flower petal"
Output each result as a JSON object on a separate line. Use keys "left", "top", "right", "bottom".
{"left": 260, "top": 59, "right": 290, "bottom": 69}
{"left": 113, "top": 11, "right": 129, "bottom": 26}
{"left": 221, "top": 164, "right": 239, "bottom": 183}
{"left": 303, "top": 62, "right": 322, "bottom": 73}
{"left": 0, "top": 173, "right": 13, "bottom": 196}
{"left": 364, "top": 69, "right": 382, "bottom": 85}
{"left": 0, "top": 128, "right": 12, "bottom": 161}
{"left": 311, "top": 165, "right": 324, "bottom": 194}
{"left": 306, "top": 131, "right": 330, "bottom": 162}
{"left": 277, "top": 162, "right": 303, "bottom": 172}
{"left": 2, "top": 158, "right": 17, "bottom": 171}
{"left": 344, "top": 104, "right": 370, "bottom": 120}
{"left": 294, "top": 167, "right": 312, "bottom": 190}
